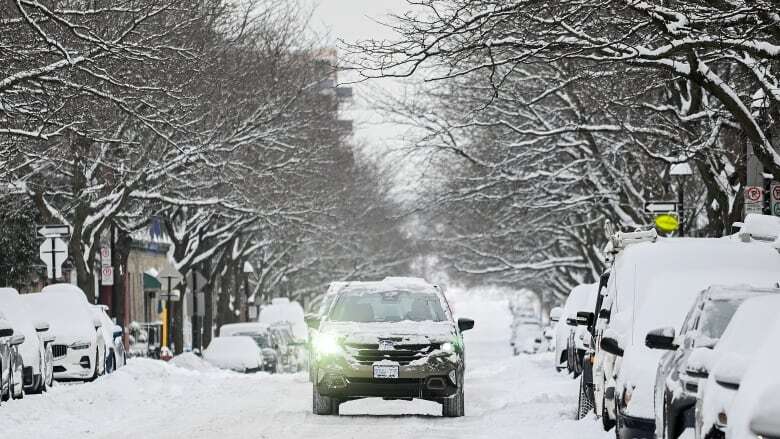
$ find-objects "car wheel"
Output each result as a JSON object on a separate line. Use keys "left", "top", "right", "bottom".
{"left": 312, "top": 384, "right": 340, "bottom": 415}
{"left": 106, "top": 352, "right": 115, "bottom": 374}
{"left": 577, "top": 375, "right": 595, "bottom": 420}
{"left": 602, "top": 394, "right": 616, "bottom": 431}
{"left": 442, "top": 374, "right": 465, "bottom": 418}
{"left": 11, "top": 358, "right": 23, "bottom": 400}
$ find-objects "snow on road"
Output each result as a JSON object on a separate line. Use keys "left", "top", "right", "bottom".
{"left": 4, "top": 297, "right": 609, "bottom": 439}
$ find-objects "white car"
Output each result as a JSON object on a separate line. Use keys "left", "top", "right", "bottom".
{"left": 203, "top": 336, "right": 264, "bottom": 373}
{"left": 91, "top": 305, "right": 125, "bottom": 373}
{"left": 726, "top": 319, "right": 780, "bottom": 439}
{"left": 550, "top": 283, "right": 597, "bottom": 373}
{"left": 695, "top": 295, "right": 780, "bottom": 439}
{"left": 0, "top": 288, "right": 54, "bottom": 393}
{"left": 595, "top": 237, "right": 780, "bottom": 439}
{"left": 23, "top": 285, "right": 106, "bottom": 381}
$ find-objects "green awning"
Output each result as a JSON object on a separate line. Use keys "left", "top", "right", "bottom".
{"left": 144, "top": 273, "right": 161, "bottom": 291}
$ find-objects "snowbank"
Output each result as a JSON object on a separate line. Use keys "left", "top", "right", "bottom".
{"left": 170, "top": 352, "right": 218, "bottom": 372}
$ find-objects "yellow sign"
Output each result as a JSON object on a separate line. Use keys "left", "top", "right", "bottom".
{"left": 655, "top": 214, "right": 680, "bottom": 233}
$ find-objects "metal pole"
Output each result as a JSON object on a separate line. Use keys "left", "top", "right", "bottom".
{"left": 678, "top": 179, "right": 685, "bottom": 237}
{"left": 244, "top": 273, "right": 249, "bottom": 322}
{"left": 50, "top": 237, "right": 56, "bottom": 284}
{"left": 192, "top": 272, "right": 199, "bottom": 352}
{"left": 166, "top": 277, "right": 172, "bottom": 350}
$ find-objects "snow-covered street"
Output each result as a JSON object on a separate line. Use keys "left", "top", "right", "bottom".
{"left": 3, "top": 298, "right": 607, "bottom": 439}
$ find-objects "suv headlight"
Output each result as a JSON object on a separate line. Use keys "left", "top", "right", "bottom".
{"left": 441, "top": 342, "right": 454, "bottom": 354}
{"left": 313, "top": 333, "right": 342, "bottom": 355}
{"left": 70, "top": 341, "right": 91, "bottom": 350}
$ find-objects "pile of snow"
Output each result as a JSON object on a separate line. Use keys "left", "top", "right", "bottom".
{"left": 170, "top": 352, "right": 218, "bottom": 372}
{"left": 258, "top": 298, "right": 307, "bottom": 340}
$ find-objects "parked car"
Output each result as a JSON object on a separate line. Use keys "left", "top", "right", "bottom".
{"left": 91, "top": 305, "right": 125, "bottom": 373}
{"left": 23, "top": 285, "right": 106, "bottom": 381}
{"left": 649, "top": 285, "right": 779, "bottom": 439}
{"left": 0, "top": 314, "right": 24, "bottom": 403}
{"left": 219, "top": 322, "right": 278, "bottom": 373}
{"left": 575, "top": 271, "right": 611, "bottom": 421}
{"left": 0, "top": 288, "right": 55, "bottom": 394}
{"left": 511, "top": 311, "right": 542, "bottom": 355}
{"left": 260, "top": 298, "right": 307, "bottom": 372}
{"left": 725, "top": 319, "right": 780, "bottom": 439}
{"left": 595, "top": 236, "right": 780, "bottom": 439}
{"left": 307, "top": 278, "right": 474, "bottom": 417}
{"left": 695, "top": 295, "right": 780, "bottom": 439}
{"left": 550, "top": 282, "right": 597, "bottom": 374}
{"left": 202, "top": 336, "right": 264, "bottom": 373}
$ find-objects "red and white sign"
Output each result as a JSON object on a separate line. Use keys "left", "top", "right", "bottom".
{"left": 100, "top": 246, "right": 111, "bottom": 267}
{"left": 101, "top": 266, "right": 114, "bottom": 286}
{"left": 745, "top": 186, "right": 763, "bottom": 204}
{"left": 772, "top": 182, "right": 780, "bottom": 217}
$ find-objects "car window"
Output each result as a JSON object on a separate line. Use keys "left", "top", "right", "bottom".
{"left": 235, "top": 332, "right": 270, "bottom": 348}
{"left": 696, "top": 299, "right": 742, "bottom": 340}
{"left": 329, "top": 290, "right": 447, "bottom": 323}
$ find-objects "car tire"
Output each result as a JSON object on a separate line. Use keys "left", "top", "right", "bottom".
{"left": 312, "top": 384, "right": 340, "bottom": 415}
{"left": 602, "top": 394, "right": 616, "bottom": 431}
{"left": 442, "top": 376, "right": 465, "bottom": 418}
{"left": 11, "top": 358, "right": 23, "bottom": 400}
{"left": 106, "top": 352, "right": 115, "bottom": 374}
{"left": 577, "top": 375, "right": 595, "bottom": 420}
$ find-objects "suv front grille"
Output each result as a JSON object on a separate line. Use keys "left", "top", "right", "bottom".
{"left": 345, "top": 342, "right": 440, "bottom": 366}
{"left": 52, "top": 344, "right": 68, "bottom": 358}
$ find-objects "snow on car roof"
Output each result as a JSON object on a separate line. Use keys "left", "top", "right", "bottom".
{"left": 23, "top": 287, "right": 95, "bottom": 339}
{"left": 203, "top": 336, "right": 262, "bottom": 370}
{"left": 258, "top": 299, "right": 307, "bottom": 340}
{"left": 737, "top": 213, "right": 780, "bottom": 242}
{"left": 562, "top": 283, "right": 597, "bottom": 317}
{"left": 220, "top": 322, "right": 269, "bottom": 336}
{"left": 612, "top": 237, "right": 780, "bottom": 318}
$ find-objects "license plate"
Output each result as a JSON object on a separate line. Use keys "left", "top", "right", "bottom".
{"left": 373, "top": 365, "right": 399, "bottom": 379}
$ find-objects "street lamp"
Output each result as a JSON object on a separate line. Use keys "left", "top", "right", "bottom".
{"left": 670, "top": 162, "right": 693, "bottom": 236}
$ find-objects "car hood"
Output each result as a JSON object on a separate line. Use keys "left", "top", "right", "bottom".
{"left": 320, "top": 321, "right": 456, "bottom": 344}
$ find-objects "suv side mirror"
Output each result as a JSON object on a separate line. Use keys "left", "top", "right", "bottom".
{"left": 10, "top": 334, "right": 25, "bottom": 346}
{"left": 458, "top": 318, "right": 475, "bottom": 332}
{"left": 34, "top": 321, "right": 50, "bottom": 333}
{"left": 598, "top": 308, "right": 611, "bottom": 320}
{"left": 304, "top": 315, "right": 321, "bottom": 329}
{"left": 713, "top": 353, "right": 747, "bottom": 390}
{"left": 576, "top": 311, "right": 594, "bottom": 327}
{"left": 601, "top": 336, "right": 624, "bottom": 356}
{"left": 113, "top": 325, "right": 123, "bottom": 339}
{"left": 549, "top": 307, "right": 563, "bottom": 323}
{"left": 685, "top": 347, "right": 713, "bottom": 378}
{"left": 0, "top": 321, "right": 13, "bottom": 338}
{"left": 645, "top": 327, "right": 678, "bottom": 350}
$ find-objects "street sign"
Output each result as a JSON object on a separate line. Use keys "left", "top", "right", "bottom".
{"left": 771, "top": 182, "right": 780, "bottom": 217}
{"left": 654, "top": 214, "right": 680, "bottom": 234}
{"left": 101, "top": 266, "right": 114, "bottom": 286}
{"left": 157, "top": 266, "right": 181, "bottom": 288}
{"left": 190, "top": 271, "right": 207, "bottom": 293}
{"left": 38, "top": 224, "right": 71, "bottom": 237}
{"left": 745, "top": 186, "right": 763, "bottom": 204}
{"left": 100, "top": 246, "right": 111, "bottom": 267}
{"left": 196, "top": 292, "right": 205, "bottom": 317}
{"left": 160, "top": 290, "right": 181, "bottom": 302}
{"left": 645, "top": 201, "right": 677, "bottom": 213}
{"left": 40, "top": 237, "right": 68, "bottom": 280}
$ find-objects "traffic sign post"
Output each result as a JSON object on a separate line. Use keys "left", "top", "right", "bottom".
{"left": 644, "top": 201, "right": 678, "bottom": 214}
{"left": 189, "top": 270, "right": 207, "bottom": 352}
{"left": 40, "top": 237, "right": 68, "bottom": 283}
{"left": 771, "top": 182, "right": 780, "bottom": 217}
{"left": 745, "top": 186, "right": 764, "bottom": 216}
{"left": 101, "top": 266, "right": 114, "bottom": 286}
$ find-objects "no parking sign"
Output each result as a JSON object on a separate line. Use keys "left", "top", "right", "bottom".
{"left": 771, "top": 182, "right": 780, "bottom": 217}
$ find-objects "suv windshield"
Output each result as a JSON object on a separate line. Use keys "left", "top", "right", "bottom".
{"left": 329, "top": 290, "right": 446, "bottom": 323}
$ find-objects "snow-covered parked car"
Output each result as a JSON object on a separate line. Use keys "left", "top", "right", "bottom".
{"left": 694, "top": 295, "right": 780, "bottom": 439}
{"left": 596, "top": 236, "right": 780, "bottom": 439}
{"left": 202, "top": 336, "right": 265, "bottom": 373}
{"left": 219, "top": 322, "right": 278, "bottom": 373}
{"left": 550, "top": 282, "right": 597, "bottom": 374}
{"left": 91, "top": 305, "right": 125, "bottom": 373}
{"left": 649, "top": 285, "right": 779, "bottom": 439}
{"left": 0, "top": 313, "right": 24, "bottom": 402}
{"left": 724, "top": 317, "right": 780, "bottom": 439}
{"left": 0, "top": 288, "right": 55, "bottom": 394}
{"left": 511, "top": 311, "right": 542, "bottom": 355}
{"left": 260, "top": 298, "right": 307, "bottom": 372}
{"left": 23, "top": 284, "right": 106, "bottom": 381}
